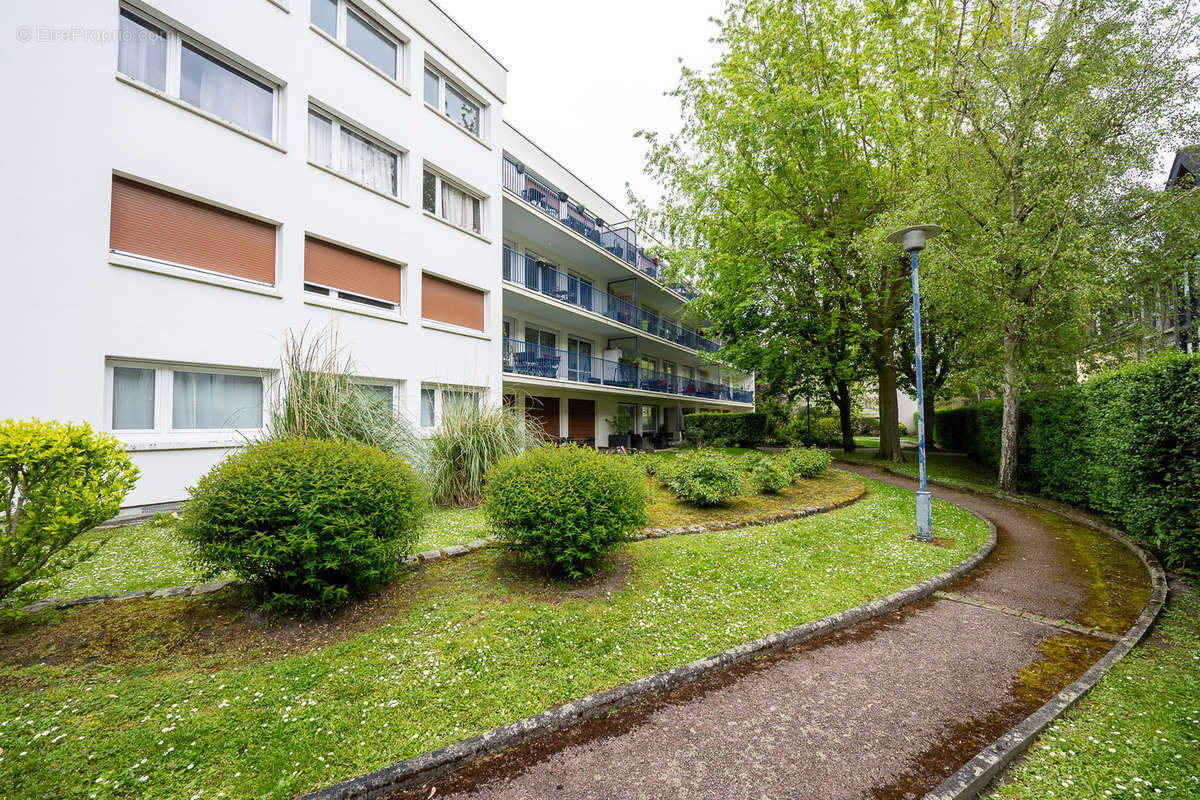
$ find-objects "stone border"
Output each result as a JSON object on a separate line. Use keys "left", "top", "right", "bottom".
{"left": 297, "top": 507, "right": 997, "bottom": 800}
{"left": 20, "top": 480, "right": 869, "bottom": 616}
{"left": 828, "top": 459, "right": 1169, "bottom": 800}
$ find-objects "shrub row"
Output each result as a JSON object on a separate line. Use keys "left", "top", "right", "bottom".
{"left": 934, "top": 352, "right": 1200, "bottom": 570}
{"left": 682, "top": 412, "right": 767, "bottom": 447}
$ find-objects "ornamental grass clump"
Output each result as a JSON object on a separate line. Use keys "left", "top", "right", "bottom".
{"left": 483, "top": 446, "right": 648, "bottom": 579}
{"left": 783, "top": 447, "right": 833, "bottom": 480}
{"left": 660, "top": 448, "right": 745, "bottom": 506}
{"left": 179, "top": 437, "right": 426, "bottom": 615}
{"left": 745, "top": 453, "right": 791, "bottom": 494}
{"left": 0, "top": 419, "right": 139, "bottom": 609}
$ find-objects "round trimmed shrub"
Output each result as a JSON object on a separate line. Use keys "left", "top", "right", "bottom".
{"left": 660, "top": 449, "right": 745, "bottom": 506}
{"left": 745, "top": 453, "right": 790, "bottom": 494}
{"left": 783, "top": 446, "right": 832, "bottom": 479}
{"left": 483, "top": 446, "right": 648, "bottom": 579}
{"left": 178, "top": 437, "right": 427, "bottom": 615}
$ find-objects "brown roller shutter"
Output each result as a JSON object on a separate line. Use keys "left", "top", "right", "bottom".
{"left": 567, "top": 398, "right": 595, "bottom": 440}
{"left": 422, "top": 273, "right": 485, "bottom": 331}
{"left": 525, "top": 396, "right": 559, "bottom": 440}
{"left": 305, "top": 237, "right": 402, "bottom": 303}
{"left": 110, "top": 176, "right": 276, "bottom": 284}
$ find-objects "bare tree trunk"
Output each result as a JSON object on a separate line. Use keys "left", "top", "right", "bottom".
{"left": 875, "top": 330, "right": 905, "bottom": 463}
{"left": 997, "top": 331, "right": 1021, "bottom": 493}
{"left": 835, "top": 380, "right": 856, "bottom": 452}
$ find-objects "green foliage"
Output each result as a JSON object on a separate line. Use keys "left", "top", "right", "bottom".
{"left": 659, "top": 449, "right": 745, "bottom": 506}
{"left": 483, "top": 446, "right": 648, "bottom": 578}
{"left": 810, "top": 416, "right": 843, "bottom": 448}
{"left": 425, "top": 394, "right": 540, "bottom": 507}
{"left": 933, "top": 407, "right": 975, "bottom": 453}
{"left": 935, "top": 353, "right": 1200, "bottom": 569}
{"left": 628, "top": 451, "right": 659, "bottom": 476}
{"left": 897, "top": 422, "right": 908, "bottom": 436}
{"left": 682, "top": 412, "right": 767, "bottom": 448}
{"left": 179, "top": 438, "right": 427, "bottom": 615}
{"left": 782, "top": 447, "right": 832, "bottom": 480}
{"left": 744, "top": 453, "right": 791, "bottom": 494}
{"left": 0, "top": 419, "right": 139, "bottom": 607}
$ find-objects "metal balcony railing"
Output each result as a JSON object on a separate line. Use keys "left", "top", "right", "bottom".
{"left": 503, "top": 247, "right": 720, "bottom": 353}
{"left": 502, "top": 156, "right": 696, "bottom": 298}
{"left": 502, "top": 337, "right": 753, "bottom": 404}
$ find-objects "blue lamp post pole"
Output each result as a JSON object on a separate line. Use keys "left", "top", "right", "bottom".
{"left": 887, "top": 224, "right": 943, "bottom": 542}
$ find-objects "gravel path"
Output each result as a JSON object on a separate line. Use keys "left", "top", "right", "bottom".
{"left": 388, "top": 468, "right": 1147, "bottom": 800}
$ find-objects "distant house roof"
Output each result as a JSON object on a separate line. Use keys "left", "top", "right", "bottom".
{"left": 1167, "top": 147, "right": 1200, "bottom": 186}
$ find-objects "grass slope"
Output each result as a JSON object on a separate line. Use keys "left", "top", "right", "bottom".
{"left": 834, "top": 447, "right": 998, "bottom": 492}
{"left": 0, "top": 479, "right": 986, "bottom": 800}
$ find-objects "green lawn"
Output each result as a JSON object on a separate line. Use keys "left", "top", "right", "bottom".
{"left": 0, "top": 479, "right": 988, "bottom": 800}
{"left": 834, "top": 447, "right": 998, "bottom": 492}
{"left": 990, "top": 579, "right": 1200, "bottom": 799}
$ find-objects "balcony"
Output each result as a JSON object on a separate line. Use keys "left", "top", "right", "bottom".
{"left": 502, "top": 338, "right": 753, "bottom": 404}
{"left": 503, "top": 247, "right": 720, "bottom": 353}
{"left": 502, "top": 156, "right": 696, "bottom": 297}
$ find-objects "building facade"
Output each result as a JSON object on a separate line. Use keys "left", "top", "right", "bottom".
{"left": 0, "top": 0, "right": 752, "bottom": 508}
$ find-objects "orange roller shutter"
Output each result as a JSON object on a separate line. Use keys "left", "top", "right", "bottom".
{"left": 305, "top": 237, "right": 402, "bottom": 304}
{"left": 109, "top": 176, "right": 276, "bottom": 284}
{"left": 422, "top": 273, "right": 485, "bottom": 331}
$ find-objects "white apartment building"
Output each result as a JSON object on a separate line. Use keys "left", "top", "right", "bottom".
{"left": 0, "top": 0, "right": 753, "bottom": 508}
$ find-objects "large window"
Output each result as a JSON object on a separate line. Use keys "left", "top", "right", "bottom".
{"left": 312, "top": 0, "right": 401, "bottom": 81}
{"left": 117, "top": 7, "right": 277, "bottom": 140}
{"left": 109, "top": 361, "right": 264, "bottom": 435}
{"left": 422, "top": 169, "right": 483, "bottom": 235}
{"left": 304, "top": 235, "right": 402, "bottom": 312}
{"left": 420, "top": 386, "right": 436, "bottom": 427}
{"left": 421, "top": 273, "right": 486, "bottom": 331}
{"left": 308, "top": 108, "right": 401, "bottom": 198}
{"left": 423, "top": 65, "right": 482, "bottom": 138}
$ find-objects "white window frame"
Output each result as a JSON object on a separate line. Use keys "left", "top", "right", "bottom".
{"left": 105, "top": 359, "right": 270, "bottom": 447}
{"left": 116, "top": 4, "right": 281, "bottom": 142}
{"left": 307, "top": 102, "right": 407, "bottom": 202}
{"left": 423, "top": 61, "right": 486, "bottom": 141}
{"left": 422, "top": 167, "right": 486, "bottom": 236}
{"left": 311, "top": 0, "right": 407, "bottom": 87}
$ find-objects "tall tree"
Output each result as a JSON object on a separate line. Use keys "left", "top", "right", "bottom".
{"left": 926, "top": 0, "right": 1200, "bottom": 491}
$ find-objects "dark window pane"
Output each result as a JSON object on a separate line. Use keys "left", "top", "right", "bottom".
{"left": 445, "top": 82, "right": 480, "bottom": 136}
{"left": 423, "top": 171, "right": 436, "bottom": 213}
{"left": 424, "top": 67, "right": 439, "bottom": 106}
{"left": 180, "top": 43, "right": 274, "bottom": 138}
{"left": 346, "top": 9, "right": 396, "bottom": 78}
{"left": 118, "top": 10, "right": 167, "bottom": 91}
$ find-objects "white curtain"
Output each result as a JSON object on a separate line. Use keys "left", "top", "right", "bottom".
{"left": 308, "top": 111, "right": 333, "bottom": 167}
{"left": 442, "top": 183, "right": 480, "bottom": 232}
{"left": 112, "top": 367, "right": 155, "bottom": 430}
{"left": 117, "top": 12, "right": 167, "bottom": 90}
{"left": 180, "top": 44, "right": 273, "bottom": 138}
{"left": 340, "top": 128, "right": 396, "bottom": 196}
{"left": 172, "top": 372, "right": 263, "bottom": 430}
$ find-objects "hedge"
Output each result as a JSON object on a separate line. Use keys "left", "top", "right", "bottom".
{"left": 682, "top": 412, "right": 767, "bottom": 447}
{"left": 934, "top": 352, "right": 1200, "bottom": 570}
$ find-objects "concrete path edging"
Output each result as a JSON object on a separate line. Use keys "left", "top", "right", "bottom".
{"left": 297, "top": 501, "right": 998, "bottom": 800}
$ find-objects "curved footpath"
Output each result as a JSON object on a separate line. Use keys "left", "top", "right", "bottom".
{"left": 371, "top": 467, "right": 1152, "bottom": 800}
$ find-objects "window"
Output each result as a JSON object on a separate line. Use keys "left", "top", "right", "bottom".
{"left": 616, "top": 403, "right": 637, "bottom": 434}
{"left": 108, "top": 361, "right": 265, "bottom": 436}
{"left": 304, "top": 236, "right": 402, "bottom": 312}
{"left": 421, "top": 273, "right": 485, "bottom": 331}
{"left": 312, "top": 0, "right": 401, "bottom": 81}
{"left": 442, "top": 388, "right": 479, "bottom": 414}
{"left": 307, "top": 108, "right": 401, "bottom": 198}
{"left": 423, "top": 65, "right": 482, "bottom": 138}
{"left": 420, "top": 386, "right": 436, "bottom": 427}
{"left": 641, "top": 405, "right": 659, "bottom": 434}
{"left": 110, "top": 175, "right": 277, "bottom": 284}
{"left": 117, "top": 7, "right": 277, "bottom": 140}
{"left": 353, "top": 382, "right": 397, "bottom": 413}
{"left": 422, "top": 169, "right": 483, "bottom": 234}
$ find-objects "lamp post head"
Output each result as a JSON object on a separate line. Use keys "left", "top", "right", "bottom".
{"left": 887, "top": 224, "right": 944, "bottom": 253}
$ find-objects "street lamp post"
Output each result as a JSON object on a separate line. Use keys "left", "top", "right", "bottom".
{"left": 886, "top": 224, "right": 943, "bottom": 542}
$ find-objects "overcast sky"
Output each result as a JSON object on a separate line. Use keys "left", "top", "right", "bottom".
{"left": 433, "top": 0, "right": 728, "bottom": 215}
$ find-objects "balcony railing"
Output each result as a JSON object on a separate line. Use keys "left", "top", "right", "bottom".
{"left": 502, "top": 156, "right": 695, "bottom": 297}
{"left": 503, "top": 247, "right": 720, "bottom": 353}
{"left": 502, "top": 337, "right": 753, "bottom": 404}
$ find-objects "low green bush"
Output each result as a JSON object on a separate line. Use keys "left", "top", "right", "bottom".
{"left": 660, "top": 449, "right": 745, "bottom": 506}
{"left": 179, "top": 437, "right": 427, "bottom": 615}
{"left": 897, "top": 421, "right": 908, "bottom": 436}
{"left": 783, "top": 447, "right": 832, "bottom": 479}
{"left": 745, "top": 453, "right": 791, "bottom": 494}
{"left": 811, "top": 416, "right": 843, "bottom": 447}
{"left": 0, "top": 419, "right": 140, "bottom": 608}
{"left": 682, "top": 412, "right": 767, "bottom": 447}
{"left": 483, "top": 446, "right": 648, "bottom": 578}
